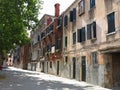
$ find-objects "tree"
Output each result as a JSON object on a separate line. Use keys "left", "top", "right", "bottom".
{"left": 0, "top": 0, "right": 43, "bottom": 63}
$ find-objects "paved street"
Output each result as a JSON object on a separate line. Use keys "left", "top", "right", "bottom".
{"left": 0, "top": 67, "right": 111, "bottom": 90}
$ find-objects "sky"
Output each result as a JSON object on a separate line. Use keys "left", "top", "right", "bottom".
{"left": 38, "top": 0, "right": 75, "bottom": 19}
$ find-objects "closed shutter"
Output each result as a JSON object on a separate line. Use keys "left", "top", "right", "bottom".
{"left": 73, "top": 32, "right": 76, "bottom": 44}
{"left": 55, "top": 40, "right": 58, "bottom": 49}
{"left": 65, "top": 36, "right": 67, "bottom": 47}
{"left": 82, "top": 27, "right": 86, "bottom": 41}
{"left": 77, "top": 29, "right": 80, "bottom": 42}
{"left": 73, "top": 8, "right": 76, "bottom": 22}
{"left": 93, "top": 21, "right": 96, "bottom": 38}
{"left": 87, "top": 24, "right": 92, "bottom": 40}
{"left": 38, "top": 35, "right": 40, "bottom": 41}
{"left": 80, "top": 29, "right": 82, "bottom": 42}
{"left": 64, "top": 15, "right": 68, "bottom": 26}
{"left": 107, "top": 12, "right": 115, "bottom": 33}
{"left": 70, "top": 11, "right": 73, "bottom": 22}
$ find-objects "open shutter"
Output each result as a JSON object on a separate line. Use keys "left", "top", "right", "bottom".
{"left": 77, "top": 29, "right": 80, "bottom": 42}
{"left": 80, "top": 29, "right": 82, "bottom": 42}
{"left": 73, "top": 8, "right": 76, "bottom": 22}
{"left": 93, "top": 22, "right": 96, "bottom": 39}
{"left": 87, "top": 24, "right": 92, "bottom": 40}
{"left": 82, "top": 27, "right": 86, "bottom": 41}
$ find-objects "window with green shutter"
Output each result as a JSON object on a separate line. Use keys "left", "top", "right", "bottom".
{"left": 64, "top": 15, "right": 68, "bottom": 26}
{"left": 107, "top": 12, "right": 115, "bottom": 33}
{"left": 73, "top": 32, "right": 76, "bottom": 44}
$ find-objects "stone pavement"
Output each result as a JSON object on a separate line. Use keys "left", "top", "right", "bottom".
{"left": 0, "top": 67, "right": 112, "bottom": 90}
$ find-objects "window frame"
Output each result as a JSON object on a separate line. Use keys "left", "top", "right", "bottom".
{"left": 50, "top": 61, "right": 52, "bottom": 68}
{"left": 90, "top": 0, "right": 95, "bottom": 9}
{"left": 91, "top": 51, "right": 98, "bottom": 66}
{"left": 64, "top": 15, "right": 68, "bottom": 27}
{"left": 77, "top": 27, "right": 86, "bottom": 43}
{"left": 107, "top": 12, "right": 115, "bottom": 34}
{"left": 78, "top": 0, "right": 85, "bottom": 16}
{"left": 65, "top": 56, "right": 68, "bottom": 64}
{"left": 73, "top": 32, "right": 76, "bottom": 45}
{"left": 87, "top": 21, "right": 96, "bottom": 40}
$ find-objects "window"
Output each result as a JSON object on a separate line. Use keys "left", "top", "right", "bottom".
{"left": 107, "top": 12, "right": 115, "bottom": 33}
{"left": 72, "top": 23, "right": 76, "bottom": 31}
{"left": 50, "top": 62, "right": 52, "bottom": 68}
{"left": 70, "top": 11, "right": 73, "bottom": 22}
{"left": 73, "top": 8, "right": 76, "bottom": 22}
{"left": 43, "top": 47, "right": 46, "bottom": 56}
{"left": 87, "top": 21, "right": 96, "bottom": 40}
{"left": 90, "top": 0, "right": 95, "bottom": 9}
{"left": 41, "top": 31, "right": 46, "bottom": 39}
{"left": 37, "top": 35, "right": 40, "bottom": 41}
{"left": 40, "top": 48, "right": 43, "bottom": 57}
{"left": 64, "top": 15, "right": 68, "bottom": 26}
{"left": 70, "top": 8, "right": 76, "bottom": 22}
{"left": 55, "top": 38, "right": 61, "bottom": 49}
{"left": 65, "top": 36, "right": 67, "bottom": 47}
{"left": 58, "top": 17, "right": 62, "bottom": 27}
{"left": 65, "top": 56, "right": 68, "bottom": 63}
{"left": 73, "top": 32, "right": 76, "bottom": 44}
{"left": 47, "top": 25, "right": 54, "bottom": 34}
{"left": 91, "top": 52, "right": 98, "bottom": 65}
{"left": 47, "top": 44, "right": 51, "bottom": 52}
{"left": 87, "top": 24, "right": 92, "bottom": 39}
{"left": 77, "top": 27, "right": 86, "bottom": 42}
{"left": 78, "top": 0, "right": 85, "bottom": 15}
{"left": 81, "top": 27, "right": 86, "bottom": 42}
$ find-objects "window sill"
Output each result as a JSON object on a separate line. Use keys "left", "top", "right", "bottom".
{"left": 79, "top": 12, "right": 85, "bottom": 16}
{"left": 106, "top": 31, "right": 116, "bottom": 36}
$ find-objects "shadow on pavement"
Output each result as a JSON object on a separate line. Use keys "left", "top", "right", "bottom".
{"left": 0, "top": 68, "right": 94, "bottom": 90}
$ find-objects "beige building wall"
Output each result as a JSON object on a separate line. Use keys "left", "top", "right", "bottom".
{"left": 62, "top": 0, "right": 120, "bottom": 89}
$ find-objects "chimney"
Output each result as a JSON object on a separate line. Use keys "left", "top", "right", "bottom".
{"left": 55, "top": 3, "right": 60, "bottom": 17}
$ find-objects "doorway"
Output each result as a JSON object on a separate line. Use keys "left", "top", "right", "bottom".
{"left": 112, "top": 53, "right": 120, "bottom": 88}
{"left": 41, "top": 62, "right": 44, "bottom": 72}
{"left": 73, "top": 57, "right": 76, "bottom": 79}
{"left": 81, "top": 56, "right": 86, "bottom": 81}
{"left": 57, "top": 61, "right": 59, "bottom": 75}
{"left": 47, "top": 62, "right": 48, "bottom": 73}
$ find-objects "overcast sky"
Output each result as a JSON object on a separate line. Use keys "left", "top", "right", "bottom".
{"left": 38, "top": 0, "right": 75, "bottom": 19}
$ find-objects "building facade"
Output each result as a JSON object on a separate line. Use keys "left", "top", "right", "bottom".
{"left": 29, "top": 0, "right": 120, "bottom": 89}
{"left": 29, "top": 14, "right": 55, "bottom": 71}
{"left": 62, "top": 0, "right": 120, "bottom": 89}
{"left": 39, "top": 3, "right": 63, "bottom": 76}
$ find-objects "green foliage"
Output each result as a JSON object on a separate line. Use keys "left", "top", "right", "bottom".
{"left": 0, "top": 0, "right": 43, "bottom": 53}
